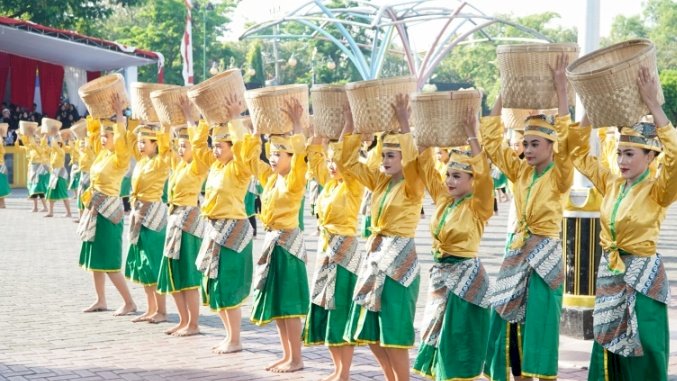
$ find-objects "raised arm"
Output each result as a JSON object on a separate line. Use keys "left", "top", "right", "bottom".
{"left": 550, "top": 53, "right": 574, "bottom": 193}
{"left": 479, "top": 96, "right": 523, "bottom": 182}
{"left": 190, "top": 119, "right": 215, "bottom": 175}
{"left": 335, "top": 104, "right": 381, "bottom": 191}
{"left": 568, "top": 115, "right": 612, "bottom": 195}
{"left": 392, "top": 93, "right": 425, "bottom": 198}
{"left": 417, "top": 147, "right": 448, "bottom": 204}
{"left": 111, "top": 95, "right": 130, "bottom": 169}
{"left": 85, "top": 116, "right": 102, "bottom": 155}
{"left": 307, "top": 142, "right": 330, "bottom": 187}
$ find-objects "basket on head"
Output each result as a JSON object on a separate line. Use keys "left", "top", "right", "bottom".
{"left": 150, "top": 86, "right": 200, "bottom": 128}
{"left": 566, "top": 39, "right": 663, "bottom": 128}
{"left": 59, "top": 128, "right": 74, "bottom": 142}
{"left": 410, "top": 89, "right": 482, "bottom": 147}
{"left": 345, "top": 76, "right": 417, "bottom": 134}
{"left": 310, "top": 84, "right": 348, "bottom": 140}
{"left": 40, "top": 117, "right": 62, "bottom": 136}
{"left": 70, "top": 119, "right": 88, "bottom": 139}
{"left": 501, "top": 108, "right": 558, "bottom": 131}
{"left": 187, "top": 69, "right": 247, "bottom": 125}
{"left": 0, "top": 123, "right": 8, "bottom": 138}
{"left": 497, "top": 43, "right": 579, "bottom": 109}
{"left": 19, "top": 121, "right": 38, "bottom": 136}
{"left": 131, "top": 82, "right": 177, "bottom": 122}
{"left": 78, "top": 73, "right": 129, "bottom": 119}
{"left": 245, "top": 84, "right": 309, "bottom": 134}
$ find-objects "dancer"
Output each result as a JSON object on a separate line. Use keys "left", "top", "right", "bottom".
{"left": 44, "top": 131, "right": 73, "bottom": 217}
{"left": 303, "top": 105, "right": 364, "bottom": 381}
{"left": 157, "top": 99, "right": 210, "bottom": 337}
{"left": 0, "top": 123, "right": 10, "bottom": 207}
{"left": 196, "top": 95, "right": 260, "bottom": 351}
{"left": 17, "top": 122, "right": 49, "bottom": 212}
{"left": 77, "top": 95, "right": 136, "bottom": 316}
{"left": 249, "top": 98, "right": 309, "bottom": 373}
{"left": 338, "top": 94, "right": 425, "bottom": 381}
{"left": 413, "top": 108, "right": 494, "bottom": 380}
{"left": 483, "top": 54, "right": 573, "bottom": 381}
{"left": 569, "top": 67, "right": 675, "bottom": 381}
{"left": 124, "top": 124, "right": 171, "bottom": 323}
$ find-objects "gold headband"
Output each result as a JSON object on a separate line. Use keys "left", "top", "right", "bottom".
{"left": 269, "top": 135, "right": 294, "bottom": 153}
{"left": 381, "top": 133, "right": 402, "bottom": 151}
{"left": 619, "top": 122, "right": 661, "bottom": 152}
{"left": 210, "top": 125, "right": 232, "bottom": 143}
{"left": 447, "top": 148, "right": 473, "bottom": 174}
{"left": 523, "top": 114, "right": 557, "bottom": 142}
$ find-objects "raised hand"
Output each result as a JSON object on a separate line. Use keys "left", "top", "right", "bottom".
{"left": 178, "top": 95, "right": 194, "bottom": 125}
{"left": 549, "top": 53, "right": 570, "bottom": 116}
{"left": 224, "top": 93, "right": 243, "bottom": 121}
{"left": 281, "top": 98, "right": 305, "bottom": 134}
{"left": 339, "top": 103, "right": 354, "bottom": 142}
{"left": 463, "top": 106, "right": 481, "bottom": 156}
{"left": 391, "top": 93, "right": 410, "bottom": 133}
{"left": 112, "top": 93, "right": 125, "bottom": 125}
{"left": 638, "top": 66, "right": 669, "bottom": 128}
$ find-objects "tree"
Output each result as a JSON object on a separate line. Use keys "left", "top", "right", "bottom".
{"left": 659, "top": 70, "right": 677, "bottom": 124}
{"left": 0, "top": 0, "right": 142, "bottom": 32}
{"left": 644, "top": 0, "right": 677, "bottom": 70}
{"left": 245, "top": 41, "right": 265, "bottom": 88}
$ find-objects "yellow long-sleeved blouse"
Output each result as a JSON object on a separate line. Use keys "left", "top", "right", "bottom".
{"left": 77, "top": 140, "right": 95, "bottom": 173}
{"left": 49, "top": 141, "right": 66, "bottom": 169}
{"left": 256, "top": 134, "right": 307, "bottom": 230}
{"left": 480, "top": 115, "right": 573, "bottom": 241}
{"left": 568, "top": 122, "right": 677, "bottom": 269}
{"left": 201, "top": 120, "right": 260, "bottom": 219}
{"left": 0, "top": 143, "right": 5, "bottom": 165}
{"left": 87, "top": 117, "right": 130, "bottom": 197}
{"left": 307, "top": 143, "right": 364, "bottom": 237}
{"left": 168, "top": 121, "right": 210, "bottom": 207}
{"left": 18, "top": 135, "right": 48, "bottom": 165}
{"left": 418, "top": 148, "right": 494, "bottom": 258}
{"left": 127, "top": 131, "right": 171, "bottom": 203}
{"left": 335, "top": 133, "right": 424, "bottom": 238}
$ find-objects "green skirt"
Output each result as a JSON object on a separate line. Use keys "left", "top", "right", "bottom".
{"left": 46, "top": 177, "right": 70, "bottom": 201}
{"left": 161, "top": 180, "right": 168, "bottom": 204}
{"left": 413, "top": 292, "right": 490, "bottom": 380}
{"left": 250, "top": 244, "right": 309, "bottom": 325}
{"left": 124, "top": 225, "right": 167, "bottom": 285}
{"left": 303, "top": 265, "right": 358, "bottom": 346}
{"left": 79, "top": 214, "right": 124, "bottom": 272}
{"left": 484, "top": 273, "right": 563, "bottom": 381}
{"left": 343, "top": 275, "right": 420, "bottom": 348}
{"left": 202, "top": 241, "right": 254, "bottom": 311}
{"left": 119, "top": 176, "right": 132, "bottom": 197}
{"left": 157, "top": 232, "right": 203, "bottom": 294}
{"left": 588, "top": 292, "right": 668, "bottom": 381}
{"left": 28, "top": 173, "right": 49, "bottom": 196}
{"left": 298, "top": 196, "right": 305, "bottom": 231}
{"left": 69, "top": 171, "right": 80, "bottom": 190}
{"left": 0, "top": 172, "right": 10, "bottom": 198}
{"left": 244, "top": 191, "right": 257, "bottom": 217}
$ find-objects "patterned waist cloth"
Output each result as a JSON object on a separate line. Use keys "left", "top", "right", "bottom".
{"left": 195, "top": 217, "right": 254, "bottom": 279}
{"left": 311, "top": 232, "right": 362, "bottom": 310}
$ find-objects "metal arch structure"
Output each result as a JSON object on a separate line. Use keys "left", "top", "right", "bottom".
{"left": 240, "top": 0, "right": 552, "bottom": 87}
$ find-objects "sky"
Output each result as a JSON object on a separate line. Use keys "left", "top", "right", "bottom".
{"left": 223, "top": 0, "right": 644, "bottom": 42}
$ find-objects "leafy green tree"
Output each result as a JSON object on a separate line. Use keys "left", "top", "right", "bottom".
{"left": 659, "top": 70, "right": 677, "bottom": 124}
{"left": 245, "top": 41, "right": 266, "bottom": 88}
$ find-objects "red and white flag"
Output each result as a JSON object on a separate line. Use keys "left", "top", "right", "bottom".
{"left": 180, "top": 0, "right": 194, "bottom": 85}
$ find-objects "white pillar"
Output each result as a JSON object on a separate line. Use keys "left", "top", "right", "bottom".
{"left": 573, "top": 0, "right": 601, "bottom": 189}
{"left": 124, "top": 66, "right": 138, "bottom": 97}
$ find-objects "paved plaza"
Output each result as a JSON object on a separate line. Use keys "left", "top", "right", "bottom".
{"left": 1, "top": 189, "right": 676, "bottom": 381}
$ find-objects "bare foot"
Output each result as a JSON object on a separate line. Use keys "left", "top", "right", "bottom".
{"left": 31, "top": 208, "right": 38, "bottom": 213}
{"left": 63, "top": 213, "right": 72, "bottom": 218}
{"left": 212, "top": 338, "right": 228, "bottom": 349}
{"left": 83, "top": 302, "right": 107, "bottom": 313}
{"left": 172, "top": 327, "right": 200, "bottom": 337}
{"left": 113, "top": 303, "right": 137, "bottom": 316}
{"left": 44, "top": 214, "right": 53, "bottom": 218}
{"left": 164, "top": 324, "right": 185, "bottom": 335}
{"left": 148, "top": 313, "right": 167, "bottom": 324}
{"left": 271, "top": 360, "right": 304, "bottom": 373}
{"left": 320, "top": 372, "right": 339, "bottom": 381}
{"left": 131, "top": 312, "right": 152, "bottom": 323}
{"left": 212, "top": 341, "right": 242, "bottom": 354}
{"left": 265, "top": 358, "right": 288, "bottom": 371}
{"left": 41, "top": 208, "right": 48, "bottom": 213}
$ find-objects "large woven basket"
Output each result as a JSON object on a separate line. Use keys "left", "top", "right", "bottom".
{"left": 566, "top": 39, "right": 664, "bottom": 128}
{"left": 78, "top": 73, "right": 129, "bottom": 119}
{"left": 19, "top": 121, "right": 38, "bottom": 136}
{"left": 150, "top": 86, "right": 200, "bottom": 127}
{"left": 70, "top": 119, "right": 88, "bottom": 139}
{"left": 345, "top": 76, "right": 417, "bottom": 133}
{"left": 188, "top": 69, "right": 247, "bottom": 125}
{"left": 245, "top": 84, "right": 309, "bottom": 134}
{"left": 131, "top": 82, "right": 177, "bottom": 122}
{"left": 40, "top": 117, "right": 62, "bottom": 136}
{"left": 310, "top": 84, "right": 348, "bottom": 140}
{"left": 501, "top": 108, "right": 558, "bottom": 131}
{"left": 497, "top": 43, "right": 579, "bottom": 109}
{"left": 410, "top": 89, "right": 482, "bottom": 147}
{"left": 0, "top": 123, "right": 8, "bottom": 138}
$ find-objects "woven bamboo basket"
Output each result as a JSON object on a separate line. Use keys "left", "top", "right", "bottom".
{"left": 40, "top": 117, "right": 62, "bottom": 136}
{"left": 245, "top": 84, "right": 309, "bottom": 134}
{"left": 19, "top": 121, "right": 38, "bottom": 136}
{"left": 70, "top": 119, "right": 88, "bottom": 139}
{"left": 0, "top": 123, "right": 8, "bottom": 137}
{"left": 78, "top": 74, "right": 129, "bottom": 118}
{"left": 131, "top": 82, "right": 177, "bottom": 122}
{"left": 497, "top": 43, "right": 579, "bottom": 109}
{"left": 150, "top": 86, "right": 200, "bottom": 127}
{"left": 310, "top": 84, "right": 347, "bottom": 140}
{"left": 59, "top": 128, "right": 74, "bottom": 142}
{"left": 566, "top": 39, "right": 663, "bottom": 128}
{"left": 187, "top": 69, "right": 247, "bottom": 125}
{"left": 501, "top": 108, "right": 558, "bottom": 131}
{"left": 410, "top": 89, "right": 482, "bottom": 147}
{"left": 345, "top": 76, "right": 417, "bottom": 133}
